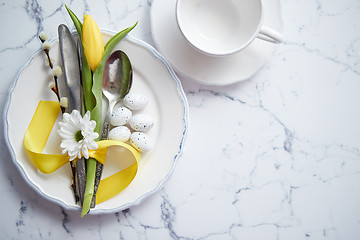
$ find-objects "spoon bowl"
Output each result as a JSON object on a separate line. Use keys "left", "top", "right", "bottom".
{"left": 102, "top": 50, "right": 133, "bottom": 138}
{"left": 103, "top": 50, "right": 133, "bottom": 104}
{"left": 91, "top": 50, "right": 133, "bottom": 207}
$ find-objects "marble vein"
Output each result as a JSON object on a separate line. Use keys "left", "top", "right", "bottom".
{"left": 282, "top": 41, "right": 360, "bottom": 76}
{"left": 15, "top": 201, "right": 27, "bottom": 232}
{"left": 160, "top": 194, "right": 180, "bottom": 240}
{"left": 60, "top": 207, "right": 72, "bottom": 235}
{"left": 1, "top": 0, "right": 360, "bottom": 239}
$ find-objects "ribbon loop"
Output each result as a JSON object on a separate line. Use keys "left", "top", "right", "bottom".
{"left": 24, "top": 100, "right": 141, "bottom": 204}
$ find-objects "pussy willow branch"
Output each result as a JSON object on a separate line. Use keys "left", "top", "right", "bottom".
{"left": 39, "top": 36, "right": 65, "bottom": 113}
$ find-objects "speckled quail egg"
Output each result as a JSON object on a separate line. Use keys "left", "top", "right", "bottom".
{"left": 129, "top": 114, "right": 154, "bottom": 132}
{"left": 123, "top": 92, "right": 149, "bottom": 110}
{"left": 110, "top": 107, "right": 132, "bottom": 126}
{"left": 130, "top": 132, "right": 152, "bottom": 152}
{"left": 108, "top": 126, "right": 131, "bottom": 142}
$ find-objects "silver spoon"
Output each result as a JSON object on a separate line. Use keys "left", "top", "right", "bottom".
{"left": 101, "top": 50, "right": 133, "bottom": 139}
{"left": 91, "top": 50, "right": 133, "bottom": 207}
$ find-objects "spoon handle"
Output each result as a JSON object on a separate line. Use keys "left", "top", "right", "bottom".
{"left": 101, "top": 116, "right": 111, "bottom": 140}
{"left": 91, "top": 100, "right": 115, "bottom": 207}
{"left": 101, "top": 99, "right": 117, "bottom": 140}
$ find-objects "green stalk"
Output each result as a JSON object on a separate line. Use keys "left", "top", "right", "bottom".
{"left": 66, "top": 5, "right": 95, "bottom": 217}
{"left": 81, "top": 22, "right": 138, "bottom": 217}
{"left": 66, "top": 5, "right": 137, "bottom": 217}
{"left": 90, "top": 22, "right": 138, "bottom": 135}
{"left": 81, "top": 158, "right": 97, "bottom": 217}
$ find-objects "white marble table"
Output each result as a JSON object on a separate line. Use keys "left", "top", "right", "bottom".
{"left": 1, "top": 0, "right": 360, "bottom": 239}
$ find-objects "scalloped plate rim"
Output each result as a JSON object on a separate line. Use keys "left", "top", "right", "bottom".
{"left": 3, "top": 31, "right": 189, "bottom": 214}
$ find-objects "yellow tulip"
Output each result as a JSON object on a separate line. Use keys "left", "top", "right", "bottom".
{"left": 82, "top": 15, "right": 104, "bottom": 71}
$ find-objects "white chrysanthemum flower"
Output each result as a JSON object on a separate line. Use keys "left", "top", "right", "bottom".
{"left": 57, "top": 110, "right": 99, "bottom": 161}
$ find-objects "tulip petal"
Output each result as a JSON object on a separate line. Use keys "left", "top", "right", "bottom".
{"left": 82, "top": 15, "right": 104, "bottom": 72}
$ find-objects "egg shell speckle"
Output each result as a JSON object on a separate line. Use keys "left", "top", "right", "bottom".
{"left": 108, "top": 126, "right": 131, "bottom": 142}
{"left": 110, "top": 107, "right": 132, "bottom": 126}
{"left": 123, "top": 92, "right": 149, "bottom": 110}
{"left": 129, "top": 114, "right": 154, "bottom": 132}
{"left": 130, "top": 132, "right": 152, "bottom": 152}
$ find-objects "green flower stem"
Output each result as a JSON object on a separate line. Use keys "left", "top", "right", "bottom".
{"left": 66, "top": 5, "right": 137, "bottom": 217}
{"left": 66, "top": 5, "right": 95, "bottom": 217}
{"left": 81, "top": 158, "right": 97, "bottom": 217}
{"left": 82, "top": 55, "right": 95, "bottom": 113}
{"left": 81, "top": 23, "right": 138, "bottom": 216}
{"left": 90, "top": 22, "right": 138, "bottom": 134}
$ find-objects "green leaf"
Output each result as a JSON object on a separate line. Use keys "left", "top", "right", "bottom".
{"left": 65, "top": 6, "right": 137, "bottom": 217}
{"left": 82, "top": 23, "right": 138, "bottom": 217}
{"left": 65, "top": 5, "right": 83, "bottom": 39}
{"left": 81, "top": 55, "right": 95, "bottom": 113}
{"left": 65, "top": 5, "right": 95, "bottom": 115}
{"left": 90, "top": 21, "right": 138, "bottom": 136}
{"left": 119, "top": 51, "right": 132, "bottom": 99}
{"left": 104, "top": 22, "right": 138, "bottom": 57}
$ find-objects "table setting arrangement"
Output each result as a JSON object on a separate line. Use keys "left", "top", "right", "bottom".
{"left": 1, "top": 0, "right": 360, "bottom": 239}
{"left": 5, "top": 5, "right": 189, "bottom": 217}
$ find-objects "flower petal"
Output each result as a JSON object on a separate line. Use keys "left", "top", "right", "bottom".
{"left": 82, "top": 15, "right": 104, "bottom": 71}
{"left": 57, "top": 109, "right": 100, "bottom": 162}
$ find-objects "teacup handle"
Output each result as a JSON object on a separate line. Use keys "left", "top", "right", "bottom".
{"left": 257, "top": 26, "right": 283, "bottom": 44}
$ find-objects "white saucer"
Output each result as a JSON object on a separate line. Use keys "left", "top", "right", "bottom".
{"left": 150, "top": 0, "right": 283, "bottom": 85}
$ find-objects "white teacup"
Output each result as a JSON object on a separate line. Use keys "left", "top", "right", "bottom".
{"left": 175, "top": 0, "right": 283, "bottom": 56}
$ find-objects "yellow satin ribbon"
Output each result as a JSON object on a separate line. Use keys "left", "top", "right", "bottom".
{"left": 24, "top": 100, "right": 141, "bottom": 204}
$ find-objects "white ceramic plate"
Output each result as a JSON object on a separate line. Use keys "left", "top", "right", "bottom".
{"left": 4, "top": 32, "right": 189, "bottom": 214}
{"left": 150, "top": 0, "right": 283, "bottom": 85}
